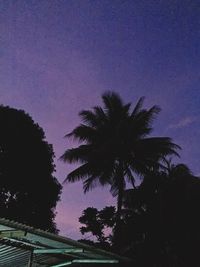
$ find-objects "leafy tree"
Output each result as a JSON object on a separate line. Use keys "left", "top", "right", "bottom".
{"left": 61, "top": 91, "right": 179, "bottom": 246}
{"left": 78, "top": 206, "right": 115, "bottom": 249}
{"left": 0, "top": 105, "right": 62, "bottom": 233}
{"left": 122, "top": 163, "right": 200, "bottom": 266}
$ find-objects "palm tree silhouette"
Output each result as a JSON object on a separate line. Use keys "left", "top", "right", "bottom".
{"left": 61, "top": 91, "right": 180, "bottom": 247}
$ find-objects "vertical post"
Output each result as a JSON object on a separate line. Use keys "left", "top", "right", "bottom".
{"left": 28, "top": 249, "right": 34, "bottom": 267}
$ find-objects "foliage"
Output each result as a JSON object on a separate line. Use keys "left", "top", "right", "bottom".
{"left": 0, "top": 105, "right": 62, "bottom": 233}
{"left": 61, "top": 92, "right": 179, "bottom": 192}
{"left": 61, "top": 91, "right": 180, "bottom": 247}
{"left": 78, "top": 206, "right": 115, "bottom": 248}
{"left": 121, "top": 163, "right": 200, "bottom": 266}
{"left": 78, "top": 162, "right": 200, "bottom": 266}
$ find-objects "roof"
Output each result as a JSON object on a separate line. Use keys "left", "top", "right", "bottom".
{"left": 0, "top": 218, "right": 132, "bottom": 267}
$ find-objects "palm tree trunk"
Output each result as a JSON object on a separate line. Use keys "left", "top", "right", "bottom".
{"left": 113, "top": 162, "right": 124, "bottom": 251}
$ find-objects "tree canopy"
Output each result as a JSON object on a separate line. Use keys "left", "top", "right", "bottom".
{"left": 61, "top": 92, "right": 179, "bottom": 191}
{"left": 79, "top": 206, "right": 115, "bottom": 248}
{"left": 0, "top": 105, "right": 62, "bottom": 233}
{"left": 78, "top": 163, "right": 200, "bottom": 266}
{"left": 119, "top": 163, "right": 200, "bottom": 266}
{"left": 61, "top": 91, "right": 180, "bottom": 247}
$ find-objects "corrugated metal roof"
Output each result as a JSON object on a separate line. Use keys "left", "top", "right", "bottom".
{"left": 0, "top": 218, "right": 132, "bottom": 266}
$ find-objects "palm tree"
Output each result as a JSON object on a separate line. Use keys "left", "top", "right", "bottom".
{"left": 61, "top": 91, "right": 180, "bottom": 246}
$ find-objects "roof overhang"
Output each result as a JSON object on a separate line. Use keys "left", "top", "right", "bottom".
{"left": 0, "top": 218, "right": 132, "bottom": 266}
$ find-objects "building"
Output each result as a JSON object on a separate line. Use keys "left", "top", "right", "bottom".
{"left": 0, "top": 218, "right": 132, "bottom": 267}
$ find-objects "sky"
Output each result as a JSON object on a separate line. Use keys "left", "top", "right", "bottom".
{"left": 0, "top": 0, "right": 200, "bottom": 239}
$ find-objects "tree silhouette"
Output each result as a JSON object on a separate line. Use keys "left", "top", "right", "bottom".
{"left": 122, "top": 163, "right": 200, "bottom": 266}
{"left": 61, "top": 91, "right": 180, "bottom": 247}
{"left": 79, "top": 206, "right": 115, "bottom": 249}
{"left": 0, "top": 105, "right": 62, "bottom": 233}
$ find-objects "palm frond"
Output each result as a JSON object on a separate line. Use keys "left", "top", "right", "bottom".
{"left": 93, "top": 106, "right": 107, "bottom": 122}
{"left": 128, "top": 106, "right": 161, "bottom": 139}
{"left": 65, "top": 124, "right": 96, "bottom": 143}
{"left": 60, "top": 145, "right": 94, "bottom": 163}
{"left": 129, "top": 158, "right": 150, "bottom": 178}
{"left": 128, "top": 137, "right": 180, "bottom": 176}
{"left": 110, "top": 177, "right": 126, "bottom": 197}
{"left": 131, "top": 96, "right": 145, "bottom": 117}
{"left": 137, "top": 137, "right": 181, "bottom": 158}
{"left": 169, "top": 163, "right": 192, "bottom": 177}
{"left": 79, "top": 110, "right": 99, "bottom": 127}
{"left": 124, "top": 167, "right": 135, "bottom": 188}
{"left": 97, "top": 161, "right": 116, "bottom": 187}
{"left": 145, "top": 105, "right": 161, "bottom": 124}
{"left": 64, "top": 163, "right": 92, "bottom": 183}
{"left": 83, "top": 176, "right": 100, "bottom": 193}
{"left": 82, "top": 162, "right": 115, "bottom": 193}
{"left": 123, "top": 103, "right": 131, "bottom": 114}
{"left": 102, "top": 91, "right": 124, "bottom": 116}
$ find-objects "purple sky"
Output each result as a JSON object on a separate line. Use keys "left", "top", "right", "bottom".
{"left": 1, "top": 0, "right": 200, "bottom": 239}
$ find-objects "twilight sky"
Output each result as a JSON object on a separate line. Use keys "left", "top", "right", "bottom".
{"left": 0, "top": 0, "right": 200, "bottom": 239}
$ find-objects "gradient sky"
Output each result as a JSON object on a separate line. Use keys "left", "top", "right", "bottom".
{"left": 0, "top": 0, "right": 200, "bottom": 239}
